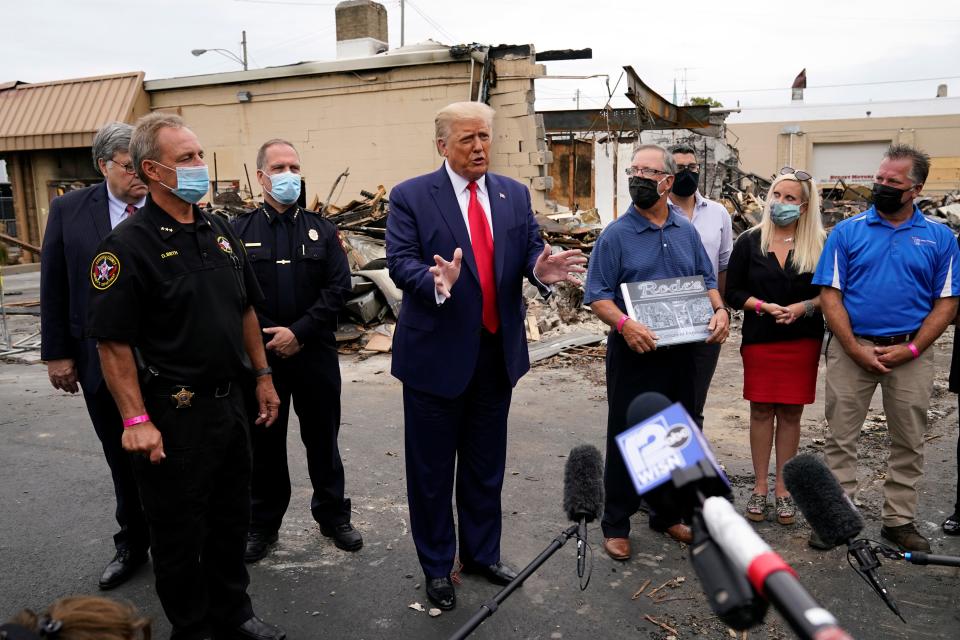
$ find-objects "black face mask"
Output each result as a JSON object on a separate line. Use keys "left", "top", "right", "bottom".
{"left": 629, "top": 176, "right": 665, "bottom": 210}
{"left": 871, "top": 182, "right": 911, "bottom": 215}
{"left": 671, "top": 170, "right": 699, "bottom": 197}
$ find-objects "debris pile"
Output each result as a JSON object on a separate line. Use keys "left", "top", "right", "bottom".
{"left": 921, "top": 191, "right": 960, "bottom": 229}
{"left": 535, "top": 208, "right": 602, "bottom": 252}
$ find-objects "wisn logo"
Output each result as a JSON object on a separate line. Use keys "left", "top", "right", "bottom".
{"left": 616, "top": 403, "right": 714, "bottom": 496}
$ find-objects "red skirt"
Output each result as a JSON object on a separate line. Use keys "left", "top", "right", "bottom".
{"left": 741, "top": 338, "right": 822, "bottom": 405}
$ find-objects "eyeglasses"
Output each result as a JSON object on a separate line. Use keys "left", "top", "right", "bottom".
{"left": 676, "top": 163, "right": 700, "bottom": 173}
{"left": 109, "top": 159, "right": 137, "bottom": 175}
{"left": 780, "top": 166, "right": 812, "bottom": 181}
{"left": 625, "top": 167, "right": 671, "bottom": 178}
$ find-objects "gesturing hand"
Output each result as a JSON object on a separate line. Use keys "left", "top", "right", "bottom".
{"left": 430, "top": 248, "right": 463, "bottom": 299}
{"left": 533, "top": 244, "right": 588, "bottom": 285}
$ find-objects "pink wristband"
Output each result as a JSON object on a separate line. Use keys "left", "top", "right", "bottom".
{"left": 123, "top": 414, "right": 150, "bottom": 429}
{"left": 907, "top": 342, "right": 920, "bottom": 359}
{"left": 755, "top": 300, "right": 765, "bottom": 315}
{"left": 616, "top": 315, "right": 630, "bottom": 333}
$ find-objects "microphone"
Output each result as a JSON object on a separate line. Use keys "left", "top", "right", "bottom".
{"left": 703, "top": 497, "right": 853, "bottom": 640}
{"left": 784, "top": 454, "right": 904, "bottom": 622}
{"left": 621, "top": 393, "right": 766, "bottom": 630}
{"left": 562, "top": 444, "right": 604, "bottom": 585}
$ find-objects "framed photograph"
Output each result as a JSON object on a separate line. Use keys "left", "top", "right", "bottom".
{"left": 620, "top": 275, "right": 712, "bottom": 347}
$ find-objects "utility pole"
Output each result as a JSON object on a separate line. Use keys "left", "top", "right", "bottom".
{"left": 400, "top": 0, "right": 405, "bottom": 46}
{"left": 241, "top": 30, "right": 248, "bottom": 71}
{"left": 575, "top": 88, "right": 580, "bottom": 110}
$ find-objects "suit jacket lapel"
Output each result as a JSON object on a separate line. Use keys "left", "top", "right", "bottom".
{"left": 429, "top": 166, "right": 479, "bottom": 284}
{"left": 89, "top": 182, "right": 111, "bottom": 240}
{"left": 486, "top": 173, "right": 508, "bottom": 289}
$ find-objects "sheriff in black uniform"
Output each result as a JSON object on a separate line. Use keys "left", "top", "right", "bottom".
{"left": 232, "top": 139, "right": 360, "bottom": 562}
{"left": 87, "top": 113, "right": 285, "bottom": 640}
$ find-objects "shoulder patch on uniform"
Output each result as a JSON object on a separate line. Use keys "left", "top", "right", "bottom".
{"left": 90, "top": 252, "right": 120, "bottom": 290}
{"left": 216, "top": 235, "right": 234, "bottom": 254}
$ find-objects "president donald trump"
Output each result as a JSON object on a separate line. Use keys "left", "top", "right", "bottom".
{"left": 386, "top": 101, "right": 585, "bottom": 610}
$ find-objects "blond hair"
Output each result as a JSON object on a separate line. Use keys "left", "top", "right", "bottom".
{"left": 7, "top": 596, "right": 151, "bottom": 640}
{"left": 756, "top": 173, "right": 825, "bottom": 273}
{"left": 434, "top": 101, "right": 495, "bottom": 144}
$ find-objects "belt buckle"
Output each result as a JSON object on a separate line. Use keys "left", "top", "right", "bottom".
{"left": 171, "top": 386, "right": 194, "bottom": 409}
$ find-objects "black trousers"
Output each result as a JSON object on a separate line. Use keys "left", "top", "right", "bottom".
{"left": 133, "top": 384, "right": 253, "bottom": 640}
{"left": 248, "top": 345, "right": 350, "bottom": 534}
{"left": 83, "top": 381, "right": 150, "bottom": 553}
{"left": 954, "top": 396, "right": 960, "bottom": 514}
{"left": 602, "top": 332, "right": 697, "bottom": 538}
{"left": 403, "top": 331, "right": 512, "bottom": 579}
{"left": 691, "top": 342, "right": 722, "bottom": 430}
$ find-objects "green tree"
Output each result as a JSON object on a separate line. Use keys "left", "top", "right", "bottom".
{"left": 690, "top": 96, "right": 723, "bottom": 108}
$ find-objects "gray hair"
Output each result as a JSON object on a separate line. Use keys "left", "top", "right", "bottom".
{"left": 129, "top": 112, "right": 187, "bottom": 183}
{"left": 632, "top": 144, "right": 677, "bottom": 175}
{"left": 884, "top": 143, "right": 930, "bottom": 185}
{"left": 435, "top": 101, "right": 495, "bottom": 143}
{"left": 256, "top": 138, "right": 298, "bottom": 171}
{"left": 91, "top": 122, "right": 133, "bottom": 174}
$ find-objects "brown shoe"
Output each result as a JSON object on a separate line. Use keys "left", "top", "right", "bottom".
{"left": 880, "top": 523, "right": 931, "bottom": 552}
{"left": 664, "top": 523, "right": 693, "bottom": 544}
{"left": 603, "top": 537, "right": 631, "bottom": 561}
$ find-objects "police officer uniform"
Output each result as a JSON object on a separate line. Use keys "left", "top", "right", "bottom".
{"left": 86, "top": 195, "right": 264, "bottom": 639}
{"left": 231, "top": 203, "right": 356, "bottom": 548}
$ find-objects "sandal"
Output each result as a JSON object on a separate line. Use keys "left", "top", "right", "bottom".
{"left": 745, "top": 493, "right": 768, "bottom": 522}
{"left": 776, "top": 496, "right": 796, "bottom": 525}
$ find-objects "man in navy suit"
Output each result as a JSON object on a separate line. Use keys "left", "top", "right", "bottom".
{"left": 386, "top": 101, "right": 586, "bottom": 611}
{"left": 40, "top": 122, "right": 149, "bottom": 589}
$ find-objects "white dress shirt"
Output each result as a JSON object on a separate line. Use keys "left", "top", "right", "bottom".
{"left": 668, "top": 191, "right": 733, "bottom": 279}
{"left": 106, "top": 186, "right": 146, "bottom": 230}
{"left": 444, "top": 160, "right": 493, "bottom": 239}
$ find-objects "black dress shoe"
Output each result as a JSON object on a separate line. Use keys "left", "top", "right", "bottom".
{"left": 221, "top": 616, "right": 285, "bottom": 640}
{"left": 461, "top": 560, "right": 518, "bottom": 586}
{"left": 943, "top": 512, "right": 960, "bottom": 536}
{"left": 319, "top": 522, "right": 363, "bottom": 551}
{"left": 98, "top": 548, "right": 148, "bottom": 590}
{"left": 244, "top": 531, "right": 278, "bottom": 563}
{"left": 425, "top": 576, "right": 456, "bottom": 610}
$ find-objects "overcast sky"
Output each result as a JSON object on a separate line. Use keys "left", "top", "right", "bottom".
{"left": 3, "top": 0, "right": 960, "bottom": 112}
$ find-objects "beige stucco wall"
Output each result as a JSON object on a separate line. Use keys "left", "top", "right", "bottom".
{"left": 147, "top": 55, "right": 549, "bottom": 211}
{"left": 727, "top": 113, "right": 960, "bottom": 194}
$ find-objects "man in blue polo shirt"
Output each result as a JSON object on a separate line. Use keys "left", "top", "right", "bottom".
{"left": 585, "top": 144, "right": 729, "bottom": 560}
{"left": 813, "top": 144, "right": 960, "bottom": 552}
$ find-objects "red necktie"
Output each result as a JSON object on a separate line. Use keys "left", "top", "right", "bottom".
{"left": 467, "top": 181, "right": 499, "bottom": 333}
{"left": 124, "top": 204, "right": 137, "bottom": 218}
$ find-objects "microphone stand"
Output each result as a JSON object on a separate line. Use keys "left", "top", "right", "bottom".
{"left": 447, "top": 524, "right": 579, "bottom": 640}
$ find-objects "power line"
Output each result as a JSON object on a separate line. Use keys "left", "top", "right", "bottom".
{"left": 693, "top": 75, "right": 960, "bottom": 95}
{"left": 404, "top": 0, "right": 458, "bottom": 43}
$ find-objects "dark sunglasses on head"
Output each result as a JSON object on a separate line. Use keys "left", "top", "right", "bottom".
{"left": 780, "top": 166, "right": 812, "bottom": 181}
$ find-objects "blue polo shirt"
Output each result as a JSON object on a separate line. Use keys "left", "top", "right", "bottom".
{"left": 812, "top": 205, "right": 960, "bottom": 336}
{"left": 585, "top": 205, "right": 717, "bottom": 313}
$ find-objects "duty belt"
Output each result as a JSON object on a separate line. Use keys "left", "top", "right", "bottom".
{"left": 145, "top": 378, "right": 233, "bottom": 408}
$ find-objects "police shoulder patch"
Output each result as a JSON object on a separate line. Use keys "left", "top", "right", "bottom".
{"left": 90, "top": 252, "right": 120, "bottom": 290}
{"left": 216, "top": 235, "right": 234, "bottom": 254}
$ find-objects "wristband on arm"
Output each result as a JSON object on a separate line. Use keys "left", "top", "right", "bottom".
{"left": 616, "top": 315, "right": 630, "bottom": 333}
{"left": 754, "top": 300, "right": 765, "bottom": 315}
{"left": 907, "top": 342, "right": 920, "bottom": 359}
{"left": 123, "top": 414, "right": 150, "bottom": 429}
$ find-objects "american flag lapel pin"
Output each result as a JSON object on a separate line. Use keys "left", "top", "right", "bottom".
{"left": 499, "top": 192, "right": 506, "bottom": 199}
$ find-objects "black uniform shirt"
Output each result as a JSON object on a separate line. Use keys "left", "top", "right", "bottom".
{"left": 725, "top": 227, "right": 825, "bottom": 346}
{"left": 86, "top": 195, "right": 263, "bottom": 382}
{"left": 231, "top": 203, "right": 351, "bottom": 347}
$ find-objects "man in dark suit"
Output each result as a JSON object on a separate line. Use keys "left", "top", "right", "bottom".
{"left": 386, "top": 101, "right": 586, "bottom": 611}
{"left": 40, "top": 122, "right": 150, "bottom": 589}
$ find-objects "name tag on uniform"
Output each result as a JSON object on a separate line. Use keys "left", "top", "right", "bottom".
{"left": 244, "top": 242, "right": 262, "bottom": 247}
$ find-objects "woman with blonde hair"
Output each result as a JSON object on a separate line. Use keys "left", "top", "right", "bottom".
{"left": 725, "top": 167, "right": 827, "bottom": 525}
{"left": 1, "top": 596, "right": 151, "bottom": 640}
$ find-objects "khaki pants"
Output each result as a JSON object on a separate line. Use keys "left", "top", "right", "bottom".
{"left": 823, "top": 337, "right": 934, "bottom": 527}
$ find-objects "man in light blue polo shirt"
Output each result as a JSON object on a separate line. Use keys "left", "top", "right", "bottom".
{"left": 668, "top": 144, "right": 734, "bottom": 429}
{"left": 813, "top": 144, "right": 960, "bottom": 552}
{"left": 585, "top": 144, "right": 729, "bottom": 560}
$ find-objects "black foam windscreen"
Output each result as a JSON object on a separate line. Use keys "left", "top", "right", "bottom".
{"left": 563, "top": 445, "right": 604, "bottom": 523}
{"left": 783, "top": 454, "right": 863, "bottom": 547}
{"left": 625, "top": 391, "right": 673, "bottom": 428}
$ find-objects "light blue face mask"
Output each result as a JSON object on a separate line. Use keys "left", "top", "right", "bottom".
{"left": 156, "top": 162, "right": 210, "bottom": 204}
{"left": 770, "top": 202, "right": 802, "bottom": 226}
{"left": 267, "top": 171, "right": 302, "bottom": 205}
